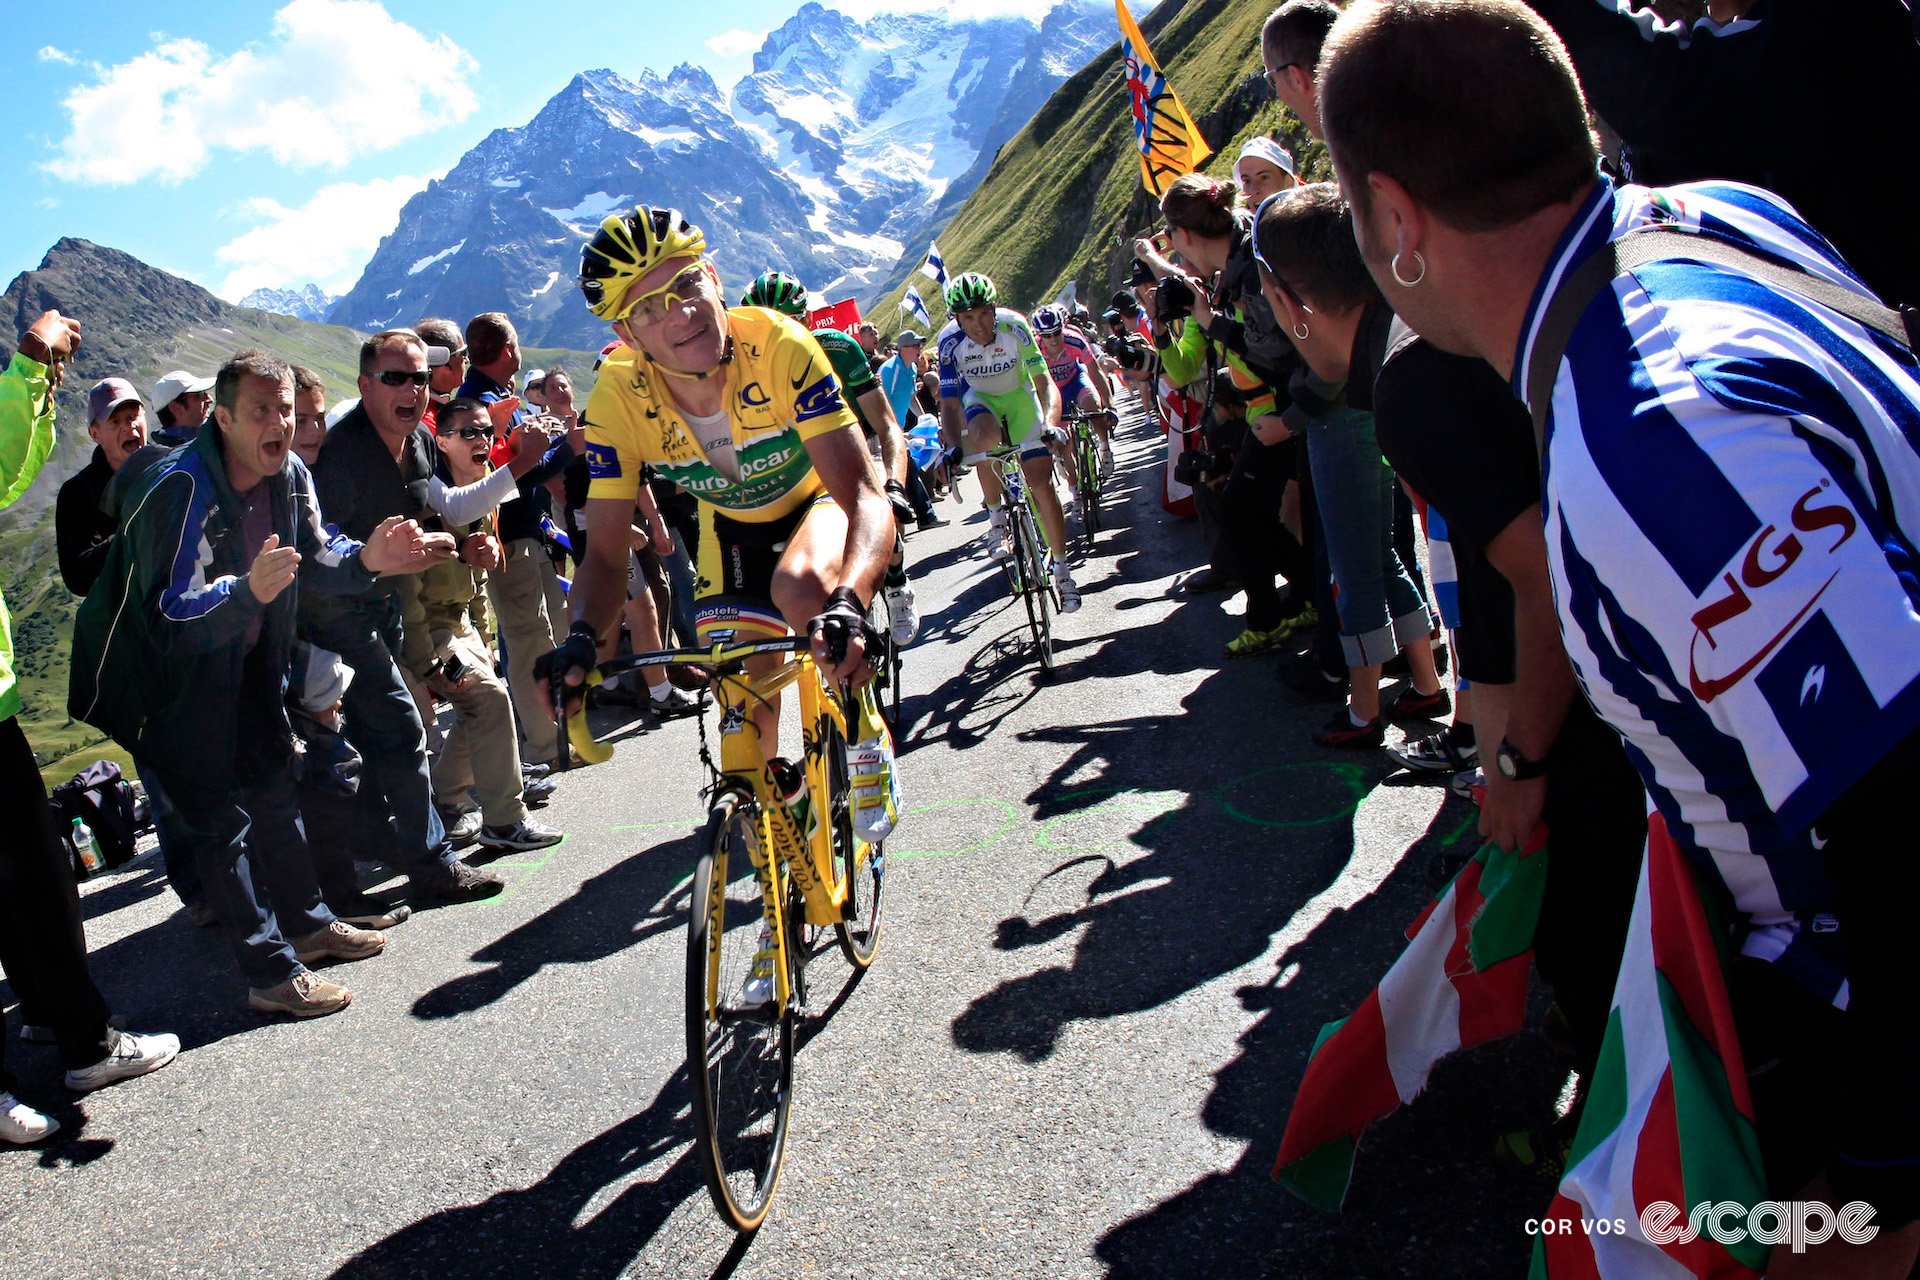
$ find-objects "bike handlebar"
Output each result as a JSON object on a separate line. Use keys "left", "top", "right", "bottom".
{"left": 554, "top": 638, "right": 810, "bottom": 771}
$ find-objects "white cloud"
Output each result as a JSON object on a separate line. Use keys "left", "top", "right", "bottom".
{"left": 38, "top": 46, "right": 78, "bottom": 65}
{"left": 705, "top": 28, "right": 768, "bottom": 59}
{"left": 213, "top": 173, "right": 432, "bottom": 300}
{"left": 43, "top": 0, "right": 478, "bottom": 186}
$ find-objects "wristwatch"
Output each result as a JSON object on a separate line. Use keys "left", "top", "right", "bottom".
{"left": 1495, "top": 738, "right": 1550, "bottom": 782}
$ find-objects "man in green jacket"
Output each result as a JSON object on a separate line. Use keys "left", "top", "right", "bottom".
{"left": 2, "top": 310, "right": 179, "bottom": 1146}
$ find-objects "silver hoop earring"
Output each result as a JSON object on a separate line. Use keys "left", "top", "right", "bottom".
{"left": 1293, "top": 320, "right": 1310, "bottom": 340}
{"left": 1391, "top": 250, "right": 1426, "bottom": 288}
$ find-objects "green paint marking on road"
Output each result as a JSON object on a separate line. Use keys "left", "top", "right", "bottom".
{"left": 1034, "top": 786, "right": 1187, "bottom": 852}
{"left": 889, "top": 797, "right": 1021, "bottom": 859}
{"left": 609, "top": 818, "right": 705, "bottom": 833}
{"left": 1212, "top": 761, "right": 1374, "bottom": 830}
{"left": 463, "top": 838, "right": 568, "bottom": 907}
{"left": 1441, "top": 809, "right": 1479, "bottom": 847}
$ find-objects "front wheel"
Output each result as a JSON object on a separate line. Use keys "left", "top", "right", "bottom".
{"left": 822, "top": 698, "right": 888, "bottom": 967}
{"left": 1011, "top": 505, "right": 1056, "bottom": 673}
{"left": 686, "top": 791, "right": 794, "bottom": 1232}
{"left": 1077, "top": 429, "right": 1103, "bottom": 545}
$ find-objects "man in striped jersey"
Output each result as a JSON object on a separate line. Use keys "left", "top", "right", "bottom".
{"left": 1321, "top": 2, "right": 1920, "bottom": 1273}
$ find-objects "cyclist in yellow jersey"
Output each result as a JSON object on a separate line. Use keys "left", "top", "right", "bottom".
{"left": 535, "top": 207, "right": 893, "bottom": 754}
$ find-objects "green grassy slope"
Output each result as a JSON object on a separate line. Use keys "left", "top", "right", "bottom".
{"left": 866, "top": 0, "right": 1330, "bottom": 336}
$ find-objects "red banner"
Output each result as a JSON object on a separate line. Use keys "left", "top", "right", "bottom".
{"left": 806, "top": 298, "right": 863, "bottom": 336}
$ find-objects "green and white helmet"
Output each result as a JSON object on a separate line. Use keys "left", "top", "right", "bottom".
{"left": 740, "top": 271, "right": 809, "bottom": 317}
{"left": 944, "top": 272, "right": 997, "bottom": 311}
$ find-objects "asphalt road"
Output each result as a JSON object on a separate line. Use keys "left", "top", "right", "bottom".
{"left": 2, "top": 411, "right": 1576, "bottom": 1279}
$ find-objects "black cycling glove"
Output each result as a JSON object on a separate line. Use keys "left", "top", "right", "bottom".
{"left": 884, "top": 478, "right": 915, "bottom": 527}
{"left": 534, "top": 621, "right": 600, "bottom": 721}
{"left": 808, "top": 586, "right": 873, "bottom": 667}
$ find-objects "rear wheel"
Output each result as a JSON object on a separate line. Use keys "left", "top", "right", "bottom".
{"left": 821, "top": 706, "right": 887, "bottom": 967}
{"left": 686, "top": 791, "right": 794, "bottom": 1232}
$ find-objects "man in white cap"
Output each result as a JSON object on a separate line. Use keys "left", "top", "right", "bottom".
{"left": 150, "top": 369, "right": 214, "bottom": 446}
{"left": 1234, "top": 135, "right": 1297, "bottom": 205}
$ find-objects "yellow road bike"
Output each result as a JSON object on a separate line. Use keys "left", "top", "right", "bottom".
{"left": 561, "top": 637, "right": 887, "bottom": 1231}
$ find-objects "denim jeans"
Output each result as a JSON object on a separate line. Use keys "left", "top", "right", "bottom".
{"left": 148, "top": 764, "right": 334, "bottom": 989}
{"left": 134, "top": 757, "right": 202, "bottom": 907}
{"left": 1305, "top": 408, "right": 1432, "bottom": 667}
{"left": 306, "top": 602, "right": 456, "bottom": 876}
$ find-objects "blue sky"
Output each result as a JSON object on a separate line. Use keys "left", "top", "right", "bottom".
{"left": 2, "top": 0, "right": 1086, "bottom": 304}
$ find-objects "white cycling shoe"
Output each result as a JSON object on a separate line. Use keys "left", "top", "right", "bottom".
{"left": 885, "top": 583, "right": 920, "bottom": 644}
{"left": 1051, "top": 559, "right": 1082, "bottom": 613}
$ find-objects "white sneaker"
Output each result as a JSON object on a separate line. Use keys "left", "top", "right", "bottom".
{"left": 1052, "top": 559, "right": 1081, "bottom": 614}
{"left": 63, "top": 1029, "right": 181, "bottom": 1094}
{"left": 884, "top": 583, "right": 920, "bottom": 645}
{"left": 740, "top": 925, "right": 776, "bottom": 1007}
{"left": 1, "top": 1092, "right": 59, "bottom": 1144}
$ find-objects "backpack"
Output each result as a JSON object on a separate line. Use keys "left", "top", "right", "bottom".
{"left": 48, "top": 760, "right": 147, "bottom": 874}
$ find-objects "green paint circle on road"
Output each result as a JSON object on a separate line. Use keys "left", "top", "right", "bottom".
{"left": 1212, "top": 761, "right": 1374, "bottom": 830}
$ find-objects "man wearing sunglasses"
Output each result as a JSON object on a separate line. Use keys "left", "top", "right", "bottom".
{"left": 299, "top": 329, "right": 550, "bottom": 904}
{"left": 539, "top": 206, "right": 894, "bottom": 760}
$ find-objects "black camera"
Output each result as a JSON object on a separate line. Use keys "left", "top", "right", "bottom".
{"left": 1173, "top": 448, "right": 1216, "bottom": 487}
{"left": 1155, "top": 274, "right": 1197, "bottom": 324}
{"left": 1102, "top": 334, "right": 1149, "bottom": 371}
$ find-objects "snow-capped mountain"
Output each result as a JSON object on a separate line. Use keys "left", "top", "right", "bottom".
{"left": 330, "top": 2, "right": 1113, "bottom": 350}
{"left": 239, "top": 284, "right": 336, "bottom": 322}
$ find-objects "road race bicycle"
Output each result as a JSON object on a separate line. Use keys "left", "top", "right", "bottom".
{"left": 976, "top": 443, "right": 1059, "bottom": 673}
{"left": 1059, "top": 406, "right": 1116, "bottom": 552}
{"left": 560, "top": 637, "right": 888, "bottom": 1231}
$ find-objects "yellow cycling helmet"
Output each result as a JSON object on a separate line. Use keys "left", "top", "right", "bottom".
{"left": 578, "top": 206, "right": 707, "bottom": 320}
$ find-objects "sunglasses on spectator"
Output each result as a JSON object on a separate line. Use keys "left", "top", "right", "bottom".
{"left": 373, "top": 370, "right": 432, "bottom": 387}
{"left": 1251, "top": 193, "right": 1312, "bottom": 316}
{"left": 1265, "top": 62, "right": 1303, "bottom": 86}
{"left": 616, "top": 261, "right": 712, "bottom": 329}
{"left": 439, "top": 424, "right": 491, "bottom": 441}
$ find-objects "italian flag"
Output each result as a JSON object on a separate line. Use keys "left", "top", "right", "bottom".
{"left": 1273, "top": 827, "right": 1548, "bottom": 1210}
{"left": 1531, "top": 813, "right": 1767, "bottom": 1279}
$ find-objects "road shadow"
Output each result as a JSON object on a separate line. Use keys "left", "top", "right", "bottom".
{"left": 410, "top": 827, "right": 702, "bottom": 1020}
{"left": 335, "top": 951, "right": 874, "bottom": 1279}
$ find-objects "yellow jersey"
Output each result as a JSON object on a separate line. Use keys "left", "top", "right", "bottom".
{"left": 582, "top": 307, "right": 858, "bottom": 523}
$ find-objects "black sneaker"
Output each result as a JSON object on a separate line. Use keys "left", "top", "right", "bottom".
{"left": 1276, "top": 654, "right": 1349, "bottom": 701}
{"left": 410, "top": 860, "right": 506, "bottom": 903}
{"left": 1382, "top": 685, "right": 1453, "bottom": 723}
{"left": 915, "top": 511, "right": 949, "bottom": 531}
{"left": 1312, "top": 709, "right": 1385, "bottom": 749}
{"left": 649, "top": 685, "right": 703, "bottom": 720}
{"left": 1386, "top": 725, "right": 1479, "bottom": 774}
{"left": 477, "top": 820, "right": 564, "bottom": 852}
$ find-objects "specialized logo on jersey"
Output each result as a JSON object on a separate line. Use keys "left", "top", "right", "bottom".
{"left": 794, "top": 376, "right": 844, "bottom": 422}
{"left": 1686, "top": 478, "right": 1858, "bottom": 702}
{"left": 584, "top": 441, "right": 621, "bottom": 479}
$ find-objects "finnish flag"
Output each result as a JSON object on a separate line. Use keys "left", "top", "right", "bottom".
{"left": 919, "top": 243, "right": 948, "bottom": 287}
{"left": 900, "top": 286, "right": 933, "bottom": 328}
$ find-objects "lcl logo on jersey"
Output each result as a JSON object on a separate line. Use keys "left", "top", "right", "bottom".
{"left": 1687, "top": 479, "right": 1858, "bottom": 702}
{"left": 739, "top": 382, "right": 770, "bottom": 409}
{"left": 794, "top": 376, "right": 844, "bottom": 422}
